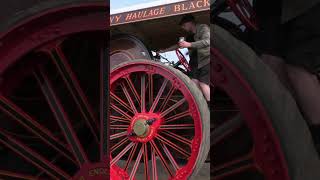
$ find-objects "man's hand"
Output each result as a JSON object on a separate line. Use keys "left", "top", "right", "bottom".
{"left": 179, "top": 41, "right": 192, "bottom": 48}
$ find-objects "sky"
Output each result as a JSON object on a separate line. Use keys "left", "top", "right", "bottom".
{"left": 110, "top": 0, "right": 150, "bottom": 10}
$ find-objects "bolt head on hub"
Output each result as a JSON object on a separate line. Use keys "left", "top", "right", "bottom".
{"left": 133, "top": 120, "right": 149, "bottom": 137}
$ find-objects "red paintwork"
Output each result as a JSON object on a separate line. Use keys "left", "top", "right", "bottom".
{"left": 176, "top": 49, "right": 191, "bottom": 72}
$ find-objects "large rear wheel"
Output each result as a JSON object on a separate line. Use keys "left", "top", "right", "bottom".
{"left": 211, "top": 24, "right": 320, "bottom": 180}
{"left": 0, "top": 1, "right": 108, "bottom": 179}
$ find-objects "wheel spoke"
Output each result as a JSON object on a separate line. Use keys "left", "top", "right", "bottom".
{"left": 110, "top": 115, "right": 130, "bottom": 124}
{"left": 161, "top": 131, "right": 192, "bottom": 146}
{"left": 44, "top": 46, "right": 99, "bottom": 142}
{"left": 159, "top": 85, "right": 175, "bottom": 113}
{"left": 0, "top": 130, "right": 70, "bottom": 179}
{"left": 0, "top": 170, "right": 37, "bottom": 180}
{"left": 124, "top": 143, "right": 138, "bottom": 171}
{"left": 111, "top": 142, "right": 135, "bottom": 165}
{"left": 34, "top": 70, "right": 89, "bottom": 166}
{"left": 212, "top": 153, "right": 255, "bottom": 179}
{"left": 161, "top": 143, "right": 179, "bottom": 172}
{"left": 124, "top": 76, "right": 141, "bottom": 106}
{"left": 0, "top": 95, "right": 75, "bottom": 164}
{"left": 159, "top": 124, "right": 194, "bottom": 130}
{"left": 110, "top": 125, "right": 129, "bottom": 130}
{"left": 151, "top": 149, "right": 158, "bottom": 180}
{"left": 160, "top": 98, "right": 186, "bottom": 117}
{"left": 120, "top": 82, "right": 138, "bottom": 114}
{"left": 141, "top": 74, "right": 146, "bottom": 113}
{"left": 110, "top": 131, "right": 128, "bottom": 140}
{"left": 150, "top": 140, "right": 173, "bottom": 177}
{"left": 111, "top": 92, "right": 133, "bottom": 114}
{"left": 35, "top": 153, "right": 62, "bottom": 178}
{"left": 150, "top": 79, "right": 168, "bottom": 112}
{"left": 110, "top": 127, "right": 128, "bottom": 130}
{"left": 143, "top": 143, "right": 149, "bottom": 179}
{"left": 129, "top": 145, "right": 143, "bottom": 180}
{"left": 111, "top": 119, "right": 129, "bottom": 124}
{"left": 211, "top": 114, "right": 242, "bottom": 145}
{"left": 148, "top": 74, "right": 154, "bottom": 108}
{"left": 111, "top": 137, "right": 129, "bottom": 153}
{"left": 111, "top": 103, "right": 132, "bottom": 120}
{"left": 165, "top": 111, "right": 190, "bottom": 124}
{"left": 156, "top": 134, "right": 191, "bottom": 158}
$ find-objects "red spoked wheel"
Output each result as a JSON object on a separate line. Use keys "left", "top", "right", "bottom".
{"left": 0, "top": 1, "right": 109, "bottom": 179}
{"left": 110, "top": 60, "right": 209, "bottom": 179}
{"left": 175, "top": 50, "right": 191, "bottom": 72}
{"left": 226, "top": 0, "right": 258, "bottom": 30}
{"left": 212, "top": 25, "right": 320, "bottom": 180}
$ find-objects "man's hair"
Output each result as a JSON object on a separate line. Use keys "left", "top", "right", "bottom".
{"left": 179, "top": 14, "right": 196, "bottom": 25}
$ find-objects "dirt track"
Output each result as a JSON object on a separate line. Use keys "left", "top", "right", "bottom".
{"left": 117, "top": 160, "right": 210, "bottom": 179}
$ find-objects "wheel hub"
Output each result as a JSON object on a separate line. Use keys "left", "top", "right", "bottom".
{"left": 133, "top": 119, "right": 149, "bottom": 137}
{"left": 128, "top": 113, "right": 161, "bottom": 143}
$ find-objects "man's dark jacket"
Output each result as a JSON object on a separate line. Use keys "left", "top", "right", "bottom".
{"left": 191, "top": 24, "right": 210, "bottom": 69}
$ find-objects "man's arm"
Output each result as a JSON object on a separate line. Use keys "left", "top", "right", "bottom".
{"left": 191, "top": 24, "right": 210, "bottom": 49}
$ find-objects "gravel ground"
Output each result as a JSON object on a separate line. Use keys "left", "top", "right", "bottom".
{"left": 117, "top": 160, "right": 210, "bottom": 179}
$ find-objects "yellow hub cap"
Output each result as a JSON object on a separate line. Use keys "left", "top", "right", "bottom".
{"left": 133, "top": 120, "right": 149, "bottom": 137}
